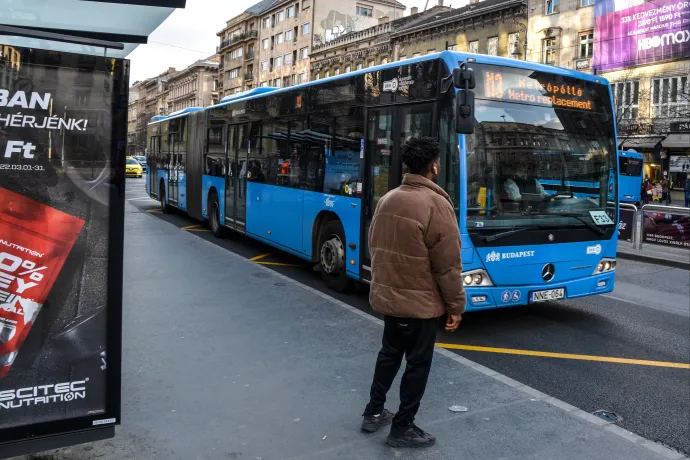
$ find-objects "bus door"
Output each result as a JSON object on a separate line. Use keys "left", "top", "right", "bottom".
{"left": 361, "top": 103, "right": 435, "bottom": 282}
{"left": 148, "top": 136, "right": 159, "bottom": 198}
{"left": 168, "top": 133, "right": 180, "bottom": 205}
{"left": 225, "top": 123, "right": 249, "bottom": 232}
{"left": 362, "top": 106, "right": 395, "bottom": 282}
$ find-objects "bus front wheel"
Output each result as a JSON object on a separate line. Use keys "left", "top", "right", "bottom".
{"left": 318, "top": 220, "right": 352, "bottom": 293}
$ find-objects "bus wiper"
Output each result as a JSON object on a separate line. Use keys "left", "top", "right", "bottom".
{"left": 482, "top": 227, "right": 530, "bottom": 243}
{"left": 550, "top": 190, "right": 574, "bottom": 199}
{"left": 549, "top": 212, "right": 608, "bottom": 236}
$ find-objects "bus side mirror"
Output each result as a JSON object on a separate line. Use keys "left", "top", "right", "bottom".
{"left": 455, "top": 90, "right": 475, "bottom": 134}
{"left": 453, "top": 67, "right": 475, "bottom": 89}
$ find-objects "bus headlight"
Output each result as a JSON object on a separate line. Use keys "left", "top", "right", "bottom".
{"left": 462, "top": 269, "right": 493, "bottom": 286}
{"left": 593, "top": 258, "right": 616, "bottom": 274}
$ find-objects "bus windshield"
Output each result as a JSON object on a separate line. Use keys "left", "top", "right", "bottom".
{"left": 466, "top": 64, "right": 616, "bottom": 234}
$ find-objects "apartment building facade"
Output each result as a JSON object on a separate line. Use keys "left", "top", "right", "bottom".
{"left": 217, "top": 1, "right": 272, "bottom": 97}
{"left": 257, "top": 0, "right": 405, "bottom": 88}
{"left": 166, "top": 56, "right": 220, "bottom": 113}
{"left": 392, "top": 0, "right": 527, "bottom": 61}
{"left": 127, "top": 82, "right": 141, "bottom": 155}
{"left": 526, "top": 0, "right": 595, "bottom": 71}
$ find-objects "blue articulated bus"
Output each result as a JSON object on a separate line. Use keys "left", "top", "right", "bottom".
{"left": 618, "top": 149, "right": 643, "bottom": 205}
{"left": 146, "top": 51, "right": 619, "bottom": 310}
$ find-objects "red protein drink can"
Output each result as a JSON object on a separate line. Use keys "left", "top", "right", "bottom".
{"left": 0, "top": 186, "right": 85, "bottom": 377}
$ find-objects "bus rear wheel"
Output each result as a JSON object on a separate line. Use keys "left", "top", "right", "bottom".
{"left": 208, "top": 192, "right": 225, "bottom": 238}
{"left": 318, "top": 220, "right": 352, "bottom": 293}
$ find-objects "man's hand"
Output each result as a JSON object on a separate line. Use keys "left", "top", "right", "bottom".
{"left": 445, "top": 314, "right": 461, "bottom": 332}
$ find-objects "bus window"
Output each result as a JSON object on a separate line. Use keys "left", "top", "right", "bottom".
{"left": 619, "top": 157, "right": 642, "bottom": 176}
{"left": 260, "top": 119, "right": 290, "bottom": 186}
{"left": 398, "top": 103, "right": 433, "bottom": 176}
{"left": 329, "top": 109, "right": 364, "bottom": 197}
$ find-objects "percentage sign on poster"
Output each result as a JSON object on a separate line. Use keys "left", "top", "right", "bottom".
{"left": 19, "top": 261, "right": 46, "bottom": 282}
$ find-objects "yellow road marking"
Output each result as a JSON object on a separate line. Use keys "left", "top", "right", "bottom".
{"left": 146, "top": 209, "right": 162, "bottom": 213}
{"left": 435, "top": 343, "right": 690, "bottom": 369}
{"left": 188, "top": 229, "right": 212, "bottom": 233}
{"left": 256, "top": 261, "right": 302, "bottom": 267}
{"left": 181, "top": 224, "right": 201, "bottom": 230}
{"left": 250, "top": 253, "right": 272, "bottom": 262}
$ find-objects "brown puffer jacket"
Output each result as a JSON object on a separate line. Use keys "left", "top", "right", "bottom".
{"left": 368, "top": 174, "right": 466, "bottom": 319}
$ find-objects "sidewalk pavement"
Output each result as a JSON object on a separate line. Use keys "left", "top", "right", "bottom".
{"left": 14, "top": 203, "right": 688, "bottom": 460}
{"left": 617, "top": 240, "right": 690, "bottom": 270}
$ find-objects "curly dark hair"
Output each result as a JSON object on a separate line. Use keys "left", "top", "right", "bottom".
{"left": 400, "top": 136, "right": 440, "bottom": 175}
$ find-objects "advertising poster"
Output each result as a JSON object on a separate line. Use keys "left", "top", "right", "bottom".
{"left": 643, "top": 211, "right": 690, "bottom": 248}
{"left": 618, "top": 207, "right": 635, "bottom": 241}
{"left": 593, "top": 0, "right": 690, "bottom": 72}
{"left": 0, "top": 44, "right": 125, "bottom": 446}
{"left": 669, "top": 155, "right": 690, "bottom": 173}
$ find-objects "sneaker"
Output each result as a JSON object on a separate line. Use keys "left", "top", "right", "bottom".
{"left": 361, "top": 409, "right": 394, "bottom": 433}
{"left": 386, "top": 423, "right": 436, "bottom": 448}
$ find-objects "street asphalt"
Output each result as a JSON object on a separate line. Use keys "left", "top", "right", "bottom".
{"left": 11, "top": 176, "right": 688, "bottom": 460}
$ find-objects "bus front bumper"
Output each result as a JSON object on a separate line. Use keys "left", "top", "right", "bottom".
{"left": 463, "top": 272, "right": 616, "bottom": 311}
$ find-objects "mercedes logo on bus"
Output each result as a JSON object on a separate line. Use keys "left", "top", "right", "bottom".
{"left": 542, "top": 263, "right": 556, "bottom": 282}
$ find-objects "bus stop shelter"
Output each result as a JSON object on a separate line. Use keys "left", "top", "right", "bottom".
{"left": 0, "top": 1, "right": 185, "bottom": 458}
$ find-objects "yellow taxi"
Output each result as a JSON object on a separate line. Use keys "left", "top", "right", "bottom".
{"left": 126, "top": 156, "right": 143, "bottom": 178}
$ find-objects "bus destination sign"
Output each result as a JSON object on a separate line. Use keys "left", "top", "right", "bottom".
{"left": 479, "top": 68, "right": 595, "bottom": 111}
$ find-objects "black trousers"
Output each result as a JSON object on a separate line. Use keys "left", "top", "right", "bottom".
{"left": 363, "top": 315, "right": 437, "bottom": 427}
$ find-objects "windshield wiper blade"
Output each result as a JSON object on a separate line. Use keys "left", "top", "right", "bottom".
{"left": 550, "top": 190, "right": 574, "bottom": 199}
{"left": 549, "top": 212, "right": 609, "bottom": 236}
{"left": 482, "top": 227, "right": 530, "bottom": 243}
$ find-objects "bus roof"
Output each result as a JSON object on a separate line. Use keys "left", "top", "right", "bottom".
{"left": 619, "top": 149, "right": 644, "bottom": 159}
{"left": 206, "top": 50, "right": 609, "bottom": 112}
{"left": 148, "top": 106, "right": 204, "bottom": 125}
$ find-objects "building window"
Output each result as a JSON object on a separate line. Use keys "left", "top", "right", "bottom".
{"left": 276, "top": 11, "right": 285, "bottom": 23}
{"left": 316, "top": 72, "right": 320, "bottom": 80}
{"left": 302, "top": 0, "right": 311, "bottom": 10}
{"left": 613, "top": 81, "right": 639, "bottom": 120}
{"left": 413, "top": 52, "right": 421, "bottom": 58}
{"left": 229, "top": 47, "right": 243, "bottom": 59}
{"left": 469, "top": 41, "right": 478, "bottom": 54}
{"left": 426, "top": 49, "right": 436, "bottom": 55}
{"left": 261, "top": 60, "right": 268, "bottom": 71}
{"left": 581, "top": 0, "right": 594, "bottom": 6}
{"left": 399, "top": 55, "right": 407, "bottom": 60}
{"left": 263, "top": 17, "right": 271, "bottom": 28}
{"left": 447, "top": 44, "right": 457, "bottom": 51}
{"left": 546, "top": 0, "right": 559, "bottom": 14}
{"left": 368, "top": 60, "right": 375, "bottom": 67}
{"left": 286, "top": 29, "right": 294, "bottom": 41}
{"left": 345, "top": 64, "right": 351, "bottom": 73}
{"left": 228, "top": 68, "right": 241, "bottom": 79}
{"left": 542, "top": 38, "right": 557, "bottom": 65}
{"left": 301, "top": 23, "right": 310, "bottom": 35}
{"left": 287, "top": 5, "right": 296, "bottom": 17}
{"left": 334, "top": 67, "right": 340, "bottom": 76}
{"left": 651, "top": 76, "right": 689, "bottom": 118}
{"left": 260, "top": 81, "right": 268, "bottom": 87}
{"left": 300, "top": 47, "right": 309, "bottom": 59}
{"left": 579, "top": 32, "right": 594, "bottom": 58}
{"left": 325, "top": 70, "right": 331, "bottom": 78}
{"left": 284, "top": 53, "right": 292, "bottom": 65}
{"left": 275, "top": 56, "right": 283, "bottom": 67}
{"left": 274, "top": 78, "right": 282, "bottom": 88}
{"left": 276, "top": 33, "right": 284, "bottom": 44}
{"left": 357, "top": 5, "right": 373, "bottom": 17}
{"left": 356, "top": 63, "right": 363, "bottom": 70}
{"left": 300, "top": 72, "right": 307, "bottom": 83}
{"left": 508, "top": 32, "right": 520, "bottom": 57}
{"left": 381, "top": 57, "right": 389, "bottom": 64}
{"left": 487, "top": 37, "right": 498, "bottom": 56}
{"left": 262, "top": 39, "right": 269, "bottom": 49}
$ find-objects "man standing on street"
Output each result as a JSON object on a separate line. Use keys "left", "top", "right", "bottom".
{"left": 361, "top": 137, "right": 466, "bottom": 448}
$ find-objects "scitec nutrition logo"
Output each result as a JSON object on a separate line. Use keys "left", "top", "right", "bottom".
{"left": 0, "top": 379, "right": 88, "bottom": 410}
{"left": 638, "top": 31, "right": 690, "bottom": 51}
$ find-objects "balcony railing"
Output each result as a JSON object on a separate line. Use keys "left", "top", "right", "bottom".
{"left": 217, "top": 30, "right": 259, "bottom": 52}
{"left": 244, "top": 72, "right": 254, "bottom": 81}
{"left": 245, "top": 51, "right": 255, "bottom": 61}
